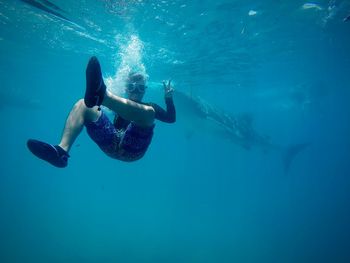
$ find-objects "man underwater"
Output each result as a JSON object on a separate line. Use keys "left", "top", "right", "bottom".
{"left": 27, "top": 56, "right": 176, "bottom": 167}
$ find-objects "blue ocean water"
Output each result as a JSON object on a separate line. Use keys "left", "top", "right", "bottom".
{"left": 1, "top": 0, "right": 350, "bottom": 262}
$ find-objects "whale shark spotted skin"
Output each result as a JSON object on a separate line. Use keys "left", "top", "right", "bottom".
{"left": 174, "top": 90, "right": 310, "bottom": 173}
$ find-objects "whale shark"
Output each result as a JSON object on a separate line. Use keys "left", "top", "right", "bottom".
{"left": 174, "top": 90, "right": 310, "bottom": 173}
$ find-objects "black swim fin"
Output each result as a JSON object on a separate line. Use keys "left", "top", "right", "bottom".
{"left": 27, "top": 139, "right": 69, "bottom": 168}
{"left": 84, "top": 56, "right": 106, "bottom": 109}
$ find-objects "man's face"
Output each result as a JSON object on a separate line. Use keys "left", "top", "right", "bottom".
{"left": 125, "top": 80, "right": 146, "bottom": 102}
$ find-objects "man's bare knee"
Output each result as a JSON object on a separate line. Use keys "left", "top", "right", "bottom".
{"left": 71, "top": 99, "right": 86, "bottom": 114}
{"left": 75, "top": 99, "right": 100, "bottom": 122}
{"left": 75, "top": 99, "right": 86, "bottom": 109}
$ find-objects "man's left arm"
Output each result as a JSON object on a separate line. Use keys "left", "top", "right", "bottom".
{"left": 150, "top": 80, "right": 176, "bottom": 123}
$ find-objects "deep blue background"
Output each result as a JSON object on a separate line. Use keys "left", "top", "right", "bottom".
{"left": 0, "top": 0, "right": 350, "bottom": 262}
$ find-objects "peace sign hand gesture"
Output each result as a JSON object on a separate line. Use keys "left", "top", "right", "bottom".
{"left": 163, "top": 80, "right": 174, "bottom": 99}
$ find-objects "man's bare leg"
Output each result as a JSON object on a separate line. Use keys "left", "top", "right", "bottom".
{"left": 58, "top": 99, "right": 100, "bottom": 153}
{"left": 102, "top": 90, "right": 155, "bottom": 128}
{"left": 27, "top": 99, "right": 100, "bottom": 168}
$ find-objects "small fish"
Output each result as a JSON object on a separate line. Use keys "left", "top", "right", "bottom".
{"left": 344, "top": 14, "right": 350, "bottom": 22}
{"left": 302, "top": 3, "right": 323, "bottom": 11}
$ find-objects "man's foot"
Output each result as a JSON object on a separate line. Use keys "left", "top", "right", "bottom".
{"left": 27, "top": 139, "right": 69, "bottom": 168}
{"left": 84, "top": 56, "right": 106, "bottom": 108}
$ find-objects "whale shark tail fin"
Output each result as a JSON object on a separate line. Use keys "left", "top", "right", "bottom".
{"left": 283, "top": 143, "right": 311, "bottom": 174}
